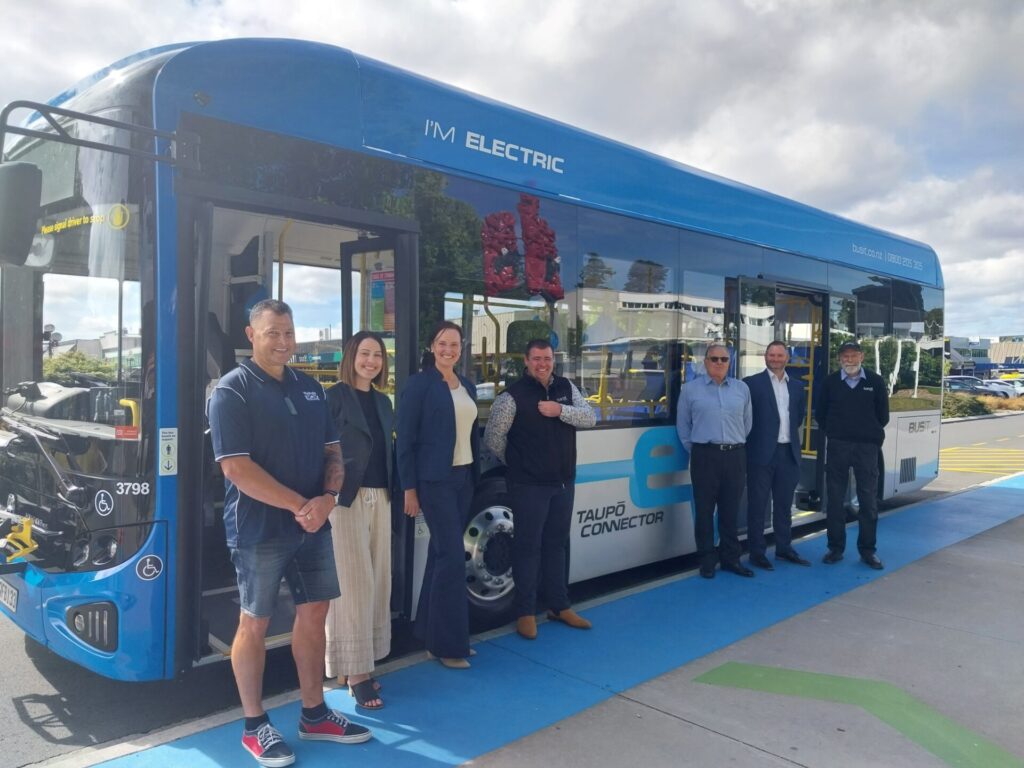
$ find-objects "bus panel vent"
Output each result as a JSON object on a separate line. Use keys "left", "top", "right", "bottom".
{"left": 66, "top": 601, "right": 119, "bottom": 652}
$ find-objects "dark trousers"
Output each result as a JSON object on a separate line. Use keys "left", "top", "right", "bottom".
{"left": 746, "top": 443, "right": 800, "bottom": 558}
{"left": 690, "top": 444, "right": 746, "bottom": 567}
{"left": 415, "top": 465, "right": 473, "bottom": 658}
{"left": 824, "top": 438, "right": 880, "bottom": 555}
{"left": 510, "top": 481, "right": 574, "bottom": 617}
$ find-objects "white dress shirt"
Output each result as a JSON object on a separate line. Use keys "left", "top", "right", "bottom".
{"left": 768, "top": 370, "right": 790, "bottom": 444}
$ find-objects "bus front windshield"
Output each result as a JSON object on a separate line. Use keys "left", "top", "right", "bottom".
{"left": 1, "top": 120, "right": 149, "bottom": 478}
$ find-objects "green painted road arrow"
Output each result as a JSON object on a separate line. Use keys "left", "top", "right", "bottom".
{"left": 696, "top": 662, "right": 1021, "bottom": 768}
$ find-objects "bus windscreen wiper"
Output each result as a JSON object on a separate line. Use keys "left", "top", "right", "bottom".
{"left": 1, "top": 411, "right": 88, "bottom": 510}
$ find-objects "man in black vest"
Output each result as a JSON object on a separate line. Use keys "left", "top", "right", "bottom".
{"left": 815, "top": 340, "right": 890, "bottom": 569}
{"left": 483, "top": 339, "right": 596, "bottom": 640}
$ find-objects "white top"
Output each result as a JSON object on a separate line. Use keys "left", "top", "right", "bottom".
{"left": 450, "top": 384, "right": 477, "bottom": 466}
{"left": 768, "top": 370, "right": 791, "bottom": 444}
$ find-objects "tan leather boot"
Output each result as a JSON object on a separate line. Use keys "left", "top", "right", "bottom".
{"left": 547, "top": 608, "right": 592, "bottom": 629}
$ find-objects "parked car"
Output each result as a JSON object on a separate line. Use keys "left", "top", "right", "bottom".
{"left": 945, "top": 375, "right": 1012, "bottom": 398}
{"left": 943, "top": 379, "right": 990, "bottom": 396}
{"left": 984, "top": 379, "right": 1018, "bottom": 397}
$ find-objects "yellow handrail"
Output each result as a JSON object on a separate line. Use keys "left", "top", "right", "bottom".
{"left": 119, "top": 398, "right": 140, "bottom": 428}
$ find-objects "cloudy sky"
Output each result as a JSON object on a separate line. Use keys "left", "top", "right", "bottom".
{"left": 3, "top": 0, "right": 1022, "bottom": 340}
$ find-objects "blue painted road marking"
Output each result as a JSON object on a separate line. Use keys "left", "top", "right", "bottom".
{"left": 98, "top": 474, "right": 1024, "bottom": 767}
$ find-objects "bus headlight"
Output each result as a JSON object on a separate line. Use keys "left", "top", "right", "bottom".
{"left": 71, "top": 539, "right": 90, "bottom": 567}
{"left": 90, "top": 536, "right": 118, "bottom": 567}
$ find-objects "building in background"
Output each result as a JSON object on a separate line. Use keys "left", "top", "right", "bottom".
{"left": 990, "top": 335, "right": 1024, "bottom": 370}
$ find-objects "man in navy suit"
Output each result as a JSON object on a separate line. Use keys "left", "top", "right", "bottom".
{"left": 743, "top": 341, "right": 810, "bottom": 569}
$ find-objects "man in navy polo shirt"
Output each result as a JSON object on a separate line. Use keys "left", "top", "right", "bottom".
{"left": 208, "top": 299, "right": 371, "bottom": 767}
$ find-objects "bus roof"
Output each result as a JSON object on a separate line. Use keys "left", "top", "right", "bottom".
{"left": 66, "top": 38, "right": 943, "bottom": 287}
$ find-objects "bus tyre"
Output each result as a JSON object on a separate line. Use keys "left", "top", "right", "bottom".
{"left": 464, "top": 478, "right": 517, "bottom": 629}
{"left": 844, "top": 496, "right": 860, "bottom": 522}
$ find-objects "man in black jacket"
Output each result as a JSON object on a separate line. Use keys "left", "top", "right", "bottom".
{"left": 483, "top": 339, "right": 596, "bottom": 640}
{"left": 815, "top": 340, "right": 890, "bottom": 569}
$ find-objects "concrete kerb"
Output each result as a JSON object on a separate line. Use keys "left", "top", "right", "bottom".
{"left": 942, "top": 410, "right": 1024, "bottom": 423}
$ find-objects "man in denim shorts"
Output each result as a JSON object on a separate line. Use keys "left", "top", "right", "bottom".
{"left": 208, "top": 299, "right": 371, "bottom": 767}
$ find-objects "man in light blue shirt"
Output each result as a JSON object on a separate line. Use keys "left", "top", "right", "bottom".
{"left": 677, "top": 343, "right": 753, "bottom": 578}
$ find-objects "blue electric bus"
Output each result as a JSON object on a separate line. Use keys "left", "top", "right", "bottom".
{"left": 0, "top": 39, "right": 944, "bottom": 681}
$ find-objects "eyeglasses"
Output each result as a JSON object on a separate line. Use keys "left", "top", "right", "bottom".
{"left": 706, "top": 356, "right": 730, "bottom": 363}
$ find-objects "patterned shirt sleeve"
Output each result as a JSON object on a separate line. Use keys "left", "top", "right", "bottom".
{"left": 559, "top": 382, "right": 597, "bottom": 429}
{"left": 483, "top": 392, "right": 516, "bottom": 462}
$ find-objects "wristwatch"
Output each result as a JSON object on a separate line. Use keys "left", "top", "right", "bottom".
{"left": 323, "top": 489, "right": 340, "bottom": 501}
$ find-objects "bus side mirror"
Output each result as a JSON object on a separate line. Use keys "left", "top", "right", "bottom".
{"left": 0, "top": 162, "right": 42, "bottom": 265}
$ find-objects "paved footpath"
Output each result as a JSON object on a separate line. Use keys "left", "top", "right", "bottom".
{"left": 44, "top": 474, "right": 1024, "bottom": 768}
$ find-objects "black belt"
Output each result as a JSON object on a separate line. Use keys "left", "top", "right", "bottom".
{"left": 695, "top": 443, "right": 744, "bottom": 452}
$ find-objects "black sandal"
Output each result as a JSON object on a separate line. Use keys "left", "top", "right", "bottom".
{"left": 349, "top": 678, "right": 384, "bottom": 710}
{"left": 343, "top": 675, "right": 382, "bottom": 692}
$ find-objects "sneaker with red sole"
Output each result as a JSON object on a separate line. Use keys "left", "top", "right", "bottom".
{"left": 241, "top": 722, "right": 295, "bottom": 767}
{"left": 298, "top": 709, "right": 372, "bottom": 744}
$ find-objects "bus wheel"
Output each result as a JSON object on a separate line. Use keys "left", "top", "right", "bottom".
{"left": 464, "top": 478, "right": 516, "bottom": 628}
{"left": 844, "top": 495, "right": 860, "bottom": 522}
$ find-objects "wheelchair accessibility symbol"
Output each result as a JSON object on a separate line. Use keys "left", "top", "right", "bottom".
{"left": 136, "top": 555, "right": 163, "bottom": 581}
{"left": 94, "top": 490, "right": 114, "bottom": 517}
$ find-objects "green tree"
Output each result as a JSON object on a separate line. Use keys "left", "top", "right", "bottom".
{"left": 579, "top": 252, "right": 614, "bottom": 289}
{"left": 43, "top": 350, "right": 115, "bottom": 385}
{"left": 923, "top": 307, "right": 943, "bottom": 339}
{"left": 623, "top": 259, "right": 667, "bottom": 293}
{"left": 918, "top": 347, "right": 944, "bottom": 388}
{"left": 408, "top": 171, "right": 487, "bottom": 355}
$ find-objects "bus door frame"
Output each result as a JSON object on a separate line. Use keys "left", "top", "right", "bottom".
{"left": 338, "top": 233, "right": 421, "bottom": 620}
{"left": 175, "top": 180, "right": 418, "bottom": 670}
{"left": 729, "top": 275, "right": 832, "bottom": 512}
{"left": 726, "top": 275, "right": 777, "bottom": 380}
{"left": 812, "top": 290, "right": 857, "bottom": 507}
{"left": 771, "top": 283, "right": 828, "bottom": 510}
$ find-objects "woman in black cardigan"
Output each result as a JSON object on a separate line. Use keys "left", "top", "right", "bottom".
{"left": 324, "top": 331, "right": 394, "bottom": 709}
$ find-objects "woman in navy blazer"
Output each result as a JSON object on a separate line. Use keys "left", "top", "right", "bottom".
{"left": 743, "top": 341, "right": 809, "bottom": 567}
{"left": 397, "top": 320, "right": 479, "bottom": 668}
